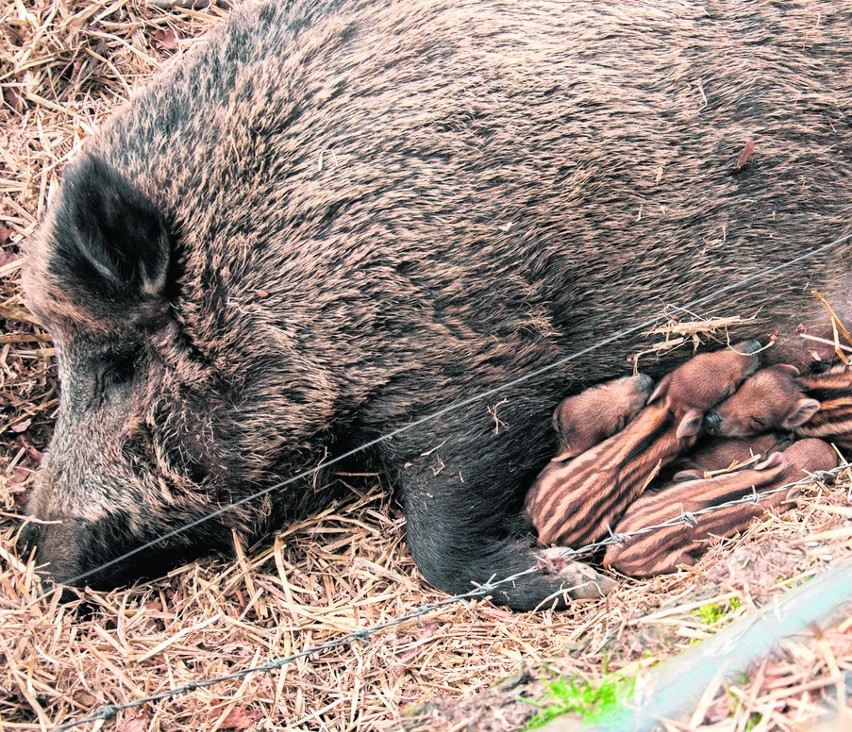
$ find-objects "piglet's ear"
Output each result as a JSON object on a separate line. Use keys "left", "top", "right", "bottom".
{"left": 50, "top": 154, "right": 170, "bottom": 306}
{"left": 675, "top": 408, "right": 704, "bottom": 438}
{"left": 754, "top": 451, "right": 786, "bottom": 471}
{"left": 773, "top": 364, "right": 801, "bottom": 377}
{"left": 551, "top": 446, "right": 581, "bottom": 462}
{"left": 648, "top": 374, "right": 671, "bottom": 404}
{"left": 780, "top": 398, "right": 821, "bottom": 429}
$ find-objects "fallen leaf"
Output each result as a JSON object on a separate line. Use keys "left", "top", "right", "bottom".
{"left": 152, "top": 28, "right": 179, "bottom": 51}
{"left": 734, "top": 139, "right": 755, "bottom": 171}
{"left": 219, "top": 707, "right": 263, "bottom": 730}
{"left": 116, "top": 713, "right": 152, "bottom": 732}
{"left": 3, "top": 87, "right": 25, "bottom": 114}
{"left": 18, "top": 435, "right": 44, "bottom": 463}
{"left": 9, "top": 467, "right": 32, "bottom": 504}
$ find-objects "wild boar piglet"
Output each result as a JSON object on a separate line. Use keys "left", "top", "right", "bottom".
{"left": 705, "top": 363, "right": 852, "bottom": 451}
{"left": 551, "top": 373, "right": 654, "bottom": 461}
{"left": 668, "top": 432, "right": 793, "bottom": 482}
{"left": 649, "top": 339, "right": 763, "bottom": 437}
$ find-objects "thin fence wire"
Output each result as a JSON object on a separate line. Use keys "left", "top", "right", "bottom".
{"left": 52, "top": 231, "right": 852, "bottom": 589}
{"left": 52, "top": 461, "right": 851, "bottom": 731}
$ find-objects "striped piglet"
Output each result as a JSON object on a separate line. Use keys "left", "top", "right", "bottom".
{"left": 666, "top": 432, "right": 793, "bottom": 482}
{"left": 603, "top": 438, "right": 839, "bottom": 577}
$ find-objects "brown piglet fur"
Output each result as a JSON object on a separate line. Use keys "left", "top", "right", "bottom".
{"left": 668, "top": 432, "right": 793, "bottom": 482}
{"left": 705, "top": 363, "right": 852, "bottom": 451}
{"left": 551, "top": 373, "right": 654, "bottom": 461}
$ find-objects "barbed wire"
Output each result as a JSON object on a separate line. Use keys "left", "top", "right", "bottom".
{"left": 53, "top": 232, "right": 852, "bottom": 589}
{"left": 53, "top": 461, "right": 850, "bottom": 731}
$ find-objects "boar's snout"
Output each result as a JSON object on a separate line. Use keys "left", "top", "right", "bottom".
{"left": 18, "top": 505, "right": 227, "bottom": 590}
{"left": 20, "top": 440, "right": 234, "bottom": 590}
{"left": 16, "top": 517, "right": 89, "bottom": 587}
{"left": 16, "top": 513, "right": 91, "bottom": 587}
{"left": 17, "top": 509, "right": 130, "bottom": 588}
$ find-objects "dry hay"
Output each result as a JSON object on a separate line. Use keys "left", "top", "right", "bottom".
{"left": 1, "top": 2, "right": 850, "bottom": 731}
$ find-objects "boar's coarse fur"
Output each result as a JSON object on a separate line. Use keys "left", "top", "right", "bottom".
{"left": 20, "top": 0, "right": 852, "bottom": 610}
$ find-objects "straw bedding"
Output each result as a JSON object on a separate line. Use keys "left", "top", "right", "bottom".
{"left": 1, "top": 2, "right": 849, "bottom": 730}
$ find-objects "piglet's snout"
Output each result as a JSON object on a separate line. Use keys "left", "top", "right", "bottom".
{"left": 703, "top": 410, "right": 722, "bottom": 435}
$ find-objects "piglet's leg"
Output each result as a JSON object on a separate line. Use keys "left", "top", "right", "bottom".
{"left": 602, "top": 465, "right": 795, "bottom": 578}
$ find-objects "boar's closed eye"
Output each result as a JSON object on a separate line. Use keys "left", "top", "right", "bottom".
{"left": 101, "top": 350, "right": 140, "bottom": 388}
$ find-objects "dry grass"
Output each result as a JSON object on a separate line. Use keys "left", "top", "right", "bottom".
{"left": 1, "top": 3, "right": 850, "bottom": 731}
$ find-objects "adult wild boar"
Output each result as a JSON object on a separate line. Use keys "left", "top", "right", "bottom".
{"left": 20, "top": 0, "right": 851, "bottom": 610}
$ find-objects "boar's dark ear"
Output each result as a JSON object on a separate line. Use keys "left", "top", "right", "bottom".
{"left": 51, "top": 154, "right": 170, "bottom": 305}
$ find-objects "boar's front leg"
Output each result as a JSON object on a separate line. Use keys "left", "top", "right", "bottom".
{"left": 383, "top": 404, "right": 616, "bottom": 611}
